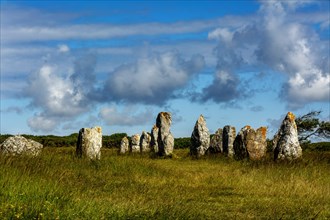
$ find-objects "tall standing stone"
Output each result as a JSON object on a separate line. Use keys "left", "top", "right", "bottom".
{"left": 0, "top": 135, "right": 43, "bottom": 156}
{"left": 190, "top": 115, "right": 210, "bottom": 157}
{"left": 150, "top": 125, "right": 159, "bottom": 154}
{"left": 273, "top": 112, "right": 302, "bottom": 160}
{"left": 209, "top": 128, "right": 223, "bottom": 154}
{"left": 155, "top": 112, "right": 174, "bottom": 156}
{"left": 76, "top": 126, "right": 102, "bottom": 160}
{"left": 245, "top": 127, "right": 267, "bottom": 160}
{"left": 140, "top": 131, "right": 151, "bottom": 153}
{"left": 131, "top": 134, "right": 141, "bottom": 153}
{"left": 119, "top": 136, "right": 129, "bottom": 154}
{"left": 223, "top": 125, "right": 236, "bottom": 158}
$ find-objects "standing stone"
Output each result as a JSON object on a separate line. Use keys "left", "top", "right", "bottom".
{"left": 234, "top": 126, "right": 268, "bottom": 160}
{"left": 140, "top": 131, "right": 151, "bottom": 153}
{"left": 150, "top": 125, "right": 159, "bottom": 154}
{"left": 131, "top": 134, "right": 141, "bottom": 153}
{"left": 0, "top": 135, "right": 43, "bottom": 156}
{"left": 209, "top": 128, "right": 223, "bottom": 154}
{"left": 273, "top": 112, "right": 302, "bottom": 160}
{"left": 119, "top": 136, "right": 129, "bottom": 154}
{"left": 245, "top": 127, "right": 267, "bottom": 160}
{"left": 223, "top": 125, "right": 236, "bottom": 158}
{"left": 233, "top": 126, "right": 250, "bottom": 160}
{"left": 76, "top": 126, "right": 102, "bottom": 160}
{"left": 190, "top": 115, "right": 210, "bottom": 157}
{"left": 155, "top": 112, "right": 174, "bottom": 156}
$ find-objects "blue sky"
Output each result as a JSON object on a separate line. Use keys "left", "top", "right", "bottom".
{"left": 1, "top": 0, "right": 329, "bottom": 139}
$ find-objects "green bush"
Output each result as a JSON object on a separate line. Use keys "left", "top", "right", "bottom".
{"left": 174, "top": 137, "right": 191, "bottom": 149}
{"left": 304, "top": 142, "right": 330, "bottom": 151}
{"left": 103, "top": 133, "right": 128, "bottom": 148}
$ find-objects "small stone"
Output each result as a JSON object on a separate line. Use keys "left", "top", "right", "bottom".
{"left": 190, "top": 115, "right": 210, "bottom": 157}
{"left": 140, "top": 131, "right": 151, "bottom": 153}
{"left": 119, "top": 136, "right": 129, "bottom": 154}
{"left": 209, "top": 128, "right": 223, "bottom": 154}
{"left": 131, "top": 134, "right": 140, "bottom": 153}
{"left": 273, "top": 112, "right": 302, "bottom": 160}
{"left": 0, "top": 135, "right": 43, "bottom": 156}
{"left": 76, "top": 126, "right": 102, "bottom": 160}
{"left": 223, "top": 125, "right": 236, "bottom": 158}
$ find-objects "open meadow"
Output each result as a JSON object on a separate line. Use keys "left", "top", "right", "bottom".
{"left": 1, "top": 147, "right": 329, "bottom": 219}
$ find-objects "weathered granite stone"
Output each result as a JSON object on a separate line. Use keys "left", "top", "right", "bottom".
{"left": 208, "top": 128, "right": 223, "bottom": 154}
{"left": 155, "top": 112, "right": 174, "bottom": 156}
{"left": 246, "top": 127, "right": 267, "bottom": 160}
{"left": 233, "top": 126, "right": 250, "bottom": 160}
{"left": 131, "top": 134, "right": 141, "bottom": 153}
{"left": 234, "top": 126, "right": 267, "bottom": 160}
{"left": 76, "top": 126, "right": 102, "bottom": 160}
{"left": 150, "top": 125, "right": 159, "bottom": 153}
{"left": 273, "top": 112, "right": 302, "bottom": 160}
{"left": 190, "top": 115, "right": 210, "bottom": 157}
{"left": 140, "top": 131, "right": 151, "bottom": 153}
{"left": 0, "top": 135, "right": 43, "bottom": 156}
{"left": 119, "top": 136, "right": 129, "bottom": 154}
{"left": 223, "top": 125, "right": 236, "bottom": 158}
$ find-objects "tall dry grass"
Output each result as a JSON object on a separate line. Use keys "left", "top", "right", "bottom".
{"left": 0, "top": 148, "right": 329, "bottom": 219}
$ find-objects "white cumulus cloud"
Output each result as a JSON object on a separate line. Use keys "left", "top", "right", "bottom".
{"left": 202, "top": 0, "right": 330, "bottom": 107}
{"left": 57, "top": 44, "right": 70, "bottom": 53}
{"left": 26, "top": 65, "right": 85, "bottom": 117}
{"left": 103, "top": 51, "right": 205, "bottom": 105}
{"left": 99, "top": 105, "right": 153, "bottom": 126}
{"left": 27, "top": 114, "right": 58, "bottom": 132}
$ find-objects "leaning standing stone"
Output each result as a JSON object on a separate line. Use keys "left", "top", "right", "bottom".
{"left": 119, "top": 136, "right": 129, "bottom": 154}
{"left": 273, "top": 112, "right": 302, "bottom": 160}
{"left": 223, "top": 125, "right": 236, "bottom": 158}
{"left": 209, "top": 128, "right": 223, "bottom": 154}
{"left": 156, "top": 112, "right": 174, "bottom": 156}
{"left": 190, "top": 115, "right": 210, "bottom": 157}
{"left": 0, "top": 135, "right": 43, "bottom": 156}
{"left": 76, "top": 126, "right": 102, "bottom": 160}
{"left": 131, "top": 134, "right": 141, "bottom": 153}
{"left": 140, "top": 131, "right": 151, "bottom": 153}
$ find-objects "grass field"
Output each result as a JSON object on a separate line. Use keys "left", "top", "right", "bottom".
{"left": 1, "top": 147, "right": 329, "bottom": 219}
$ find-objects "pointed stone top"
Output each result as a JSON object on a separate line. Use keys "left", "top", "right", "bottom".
{"left": 258, "top": 127, "right": 267, "bottom": 138}
{"left": 198, "top": 114, "right": 205, "bottom": 122}
{"left": 245, "top": 125, "right": 251, "bottom": 129}
{"left": 286, "top": 112, "right": 295, "bottom": 122}
{"left": 159, "top": 112, "right": 171, "bottom": 119}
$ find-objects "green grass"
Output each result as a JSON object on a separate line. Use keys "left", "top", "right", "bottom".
{"left": 1, "top": 148, "right": 329, "bottom": 219}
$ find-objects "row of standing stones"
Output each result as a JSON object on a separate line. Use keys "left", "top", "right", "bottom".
{"left": 0, "top": 112, "right": 302, "bottom": 161}
{"left": 202, "top": 112, "right": 301, "bottom": 160}
{"left": 120, "top": 112, "right": 174, "bottom": 157}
